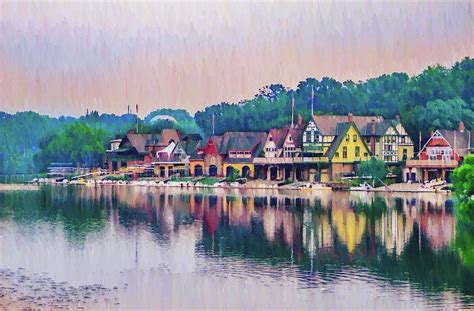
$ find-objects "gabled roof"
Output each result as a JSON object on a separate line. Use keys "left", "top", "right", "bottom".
{"left": 267, "top": 127, "right": 289, "bottom": 148}
{"left": 325, "top": 122, "right": 370, "bottom": 159}
{"left": 120, "top": 134, "right": 159, "bottom": 154}
{"left": 438, "top": 130, "right": 473, "bottom": 157}
{"left": 360, "top": 120, "right": 398, "bottom": 136}
{"left": 286, "top": 126, "right": 304, "bottom": 148}
{"left": 220, "top": 132, "right": 267, "bottom": 155}
{"left": 312, "top": 115, "right": 384, "bottom": 136}
{"left": 161, "top": 129, "right": 180, "bottom": 144}
{"left": 179, "top": 134, "right": 202, "bottom": 155}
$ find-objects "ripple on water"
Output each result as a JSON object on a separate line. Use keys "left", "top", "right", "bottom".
{"left": 0, "top": 267, "right": 120, "bottom": 309}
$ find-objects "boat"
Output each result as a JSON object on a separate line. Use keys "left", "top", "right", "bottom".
{"left": 298, "top": 182, "right": 331, "bottom": 190}
{"left": 350, "top": 182, "right": 373, "bottom": 191}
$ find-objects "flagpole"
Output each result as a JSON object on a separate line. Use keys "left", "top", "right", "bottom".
{"left": 136, "top": 104, "right": 139, "bottom": 134}
{"left": 418, "top": 130, "right": 422, "bottom": 156}
{"left": 291, "top": 92, "right": 295, "bottom": 128}
{"left": 211, "top": 114, "right": 215, "bottom": 136}
{"left": 311, "top": 85, "right": 314, "bottom": 116}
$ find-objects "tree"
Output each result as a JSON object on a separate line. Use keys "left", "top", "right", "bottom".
{"left": 35, "top": 122, "right": 109, "bottom": 171}
{"left": 358, "top": 157, "right": 388, "bottom": 186}
{"left": 453, "top": 155, "right": 474, "bottom": 270}
{"left": 453, "top": 155, "right": 474, "bottom": 205}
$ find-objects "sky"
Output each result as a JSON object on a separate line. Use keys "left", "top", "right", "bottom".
{"left": 0, "top": 1, "right": 473, "bottom": 117}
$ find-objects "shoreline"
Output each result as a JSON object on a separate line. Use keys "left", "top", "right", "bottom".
{"left": 5, "top": 180, "right": 452, "bottom": 194}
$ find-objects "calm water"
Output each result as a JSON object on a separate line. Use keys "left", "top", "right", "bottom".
{"left": 0, "top": 185, "right": 473, "bottom": 309}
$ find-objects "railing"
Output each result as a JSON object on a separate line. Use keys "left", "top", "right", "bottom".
{"left": 253, "top": 157, "right": 294, "bottom": 164}
{"left": 406, "top": 159, "right": 458, "bottom": 168}
{"left": 253, "top": 156, "right": 329, "bottom": 164}
{"left": 294, "top": 156, "right": 329, "bottom": 163}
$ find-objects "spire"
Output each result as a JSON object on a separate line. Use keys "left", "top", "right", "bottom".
{"left": 311, "top": 84, "right": 314, "bottom": 116}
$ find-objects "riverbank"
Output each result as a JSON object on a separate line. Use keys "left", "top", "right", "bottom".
{"left": 24, "top": 177, "right": 452, "bottom": 194}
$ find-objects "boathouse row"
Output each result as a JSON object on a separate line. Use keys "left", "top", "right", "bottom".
{"left": 105, "top": 114, "right": 472, "bottom": 182}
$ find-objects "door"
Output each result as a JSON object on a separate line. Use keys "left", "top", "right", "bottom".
{"left": 209, "top": 165, "right": 218, "bottom": 177}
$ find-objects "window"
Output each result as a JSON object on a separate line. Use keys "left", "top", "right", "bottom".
{"left": 364, "top": 152, "right": 368, "bottom": 158}
{"left": 355, "top": 146, "right": 360, "bottom": 157}
{"left": 353, "top": 134, "right": 357, "bottom": 142}
{"left": 346, "top": 135, "right": 349, "bottom": 142}
{"left": 269, "top": 136, "right": 273, "bottom": 141}
{"left": 343, "top": 146, "right": 348, "bottom": 159}
{"left": 335, "top": 152, "right": 339, "bottom": 158}
{"left": 289, "top": 135, "right": 292, "bottom": 142}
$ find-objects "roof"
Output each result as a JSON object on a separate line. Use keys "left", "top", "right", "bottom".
{"left": 121, "top": 134, "right": 159, "bottom": 154}
{"left": 438, "top": 130, "right": 473, "bottom": 157}
{"left": 360, "top": 120, "right": 398, "bottom": 136}
{"left": 219, "top": 132, "right": 267, "bottom": 155}
{"left": 268, "top": 127, "right": 289, "bottom": 148}
{"left": 325, "top": 123, "right": 351, "bottom": 159}
{"left": 178, "top": 135, "right": 202, "bottom": 155}
{"left": 312, "top": 115, "right": 384, "bottom": 136}
{"left": 183, "top": 133, "right": 203, "bottom": 141}
{"left": 161, "top": 129, "right": 180, "bottom": 144}
{"left": 286, "top": 126, "right": 304, "bottom": 148}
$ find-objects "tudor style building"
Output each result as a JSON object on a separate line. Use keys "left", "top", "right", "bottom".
{"left": 404, "top": 122, "right": 472, "bottom": 182}
{"left": 304, "top": 113, "right": 413, "bottom": 164}
{"left": 324, "top": 121, "right": 371, "bottom": 180}
{"left": 360, "top": 116, "right": 414, "bottom": 163}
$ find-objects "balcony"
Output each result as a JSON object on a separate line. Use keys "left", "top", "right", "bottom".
{"left": 406, "top": 159, "right": 458, "bottom": 169}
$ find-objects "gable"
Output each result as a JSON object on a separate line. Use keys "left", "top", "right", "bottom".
{"left": 326, "top": 123, "right": 371, "bottom": 161}
{"left": 395, "top": 123, "right": 408, "bottom": 136}
{"left": 385, "top": 126, "right": 398, "bottom": 135}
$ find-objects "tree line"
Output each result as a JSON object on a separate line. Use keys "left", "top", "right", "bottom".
{"left": 0, "top": 57, "right": 472, "bottom": 174}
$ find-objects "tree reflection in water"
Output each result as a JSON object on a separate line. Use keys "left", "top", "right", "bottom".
{"left": 0, "top": 186, "right": 472, "bottom": 304}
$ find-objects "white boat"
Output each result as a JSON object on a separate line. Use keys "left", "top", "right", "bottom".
{"left": 350, "top": 182, "right": 373, "bottom": 191}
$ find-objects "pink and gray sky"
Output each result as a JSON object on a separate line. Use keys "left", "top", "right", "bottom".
{"left": 0, "top": 1, "right": 473, "bottom": 117}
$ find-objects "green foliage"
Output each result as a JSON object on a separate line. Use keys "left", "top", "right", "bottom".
{"left": 224, "top": 168, "right": 240, "bottom": 182}
{"left": 453, "top": 155, "right": 474, "bottom": 203}
{"left": 1, "top": 57, "right": 473, "bottom": 173}
{"left": 358, "top": 157, "right": 388, "bottom": 186}
{"left": 452, "top": 155, "right": 474, "bottom": 271}
{"left": 35, "top": 122, "right": 109, "bottom": 171}
{"left": 195, "top": 57, "right": 473, "bottom": 141}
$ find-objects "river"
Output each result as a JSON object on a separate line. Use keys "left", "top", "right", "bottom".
{"left": 0, "top": 185, "right": 473, "bottom": 309}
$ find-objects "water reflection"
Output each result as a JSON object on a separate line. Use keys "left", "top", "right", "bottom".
{"left": 0, "top": 186, "right": 472, "bottom": 309}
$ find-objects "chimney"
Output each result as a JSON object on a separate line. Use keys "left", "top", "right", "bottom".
{"left": 371, "top": 118, "right": 376, "bottom": 135}
{"left": 128, "top": 129, "right": 135, "bottom": 134}
{"left": 348, "top": 112, "right": 353, "bottom": 123}
{"left": 297, "top": 114, "right": 303, "bottom": 127}
{"left": 459, "top": 121, "right": 465, "bottom": 132}
{"left": 395, "top": 114, "right": 400, "bottom": 122}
